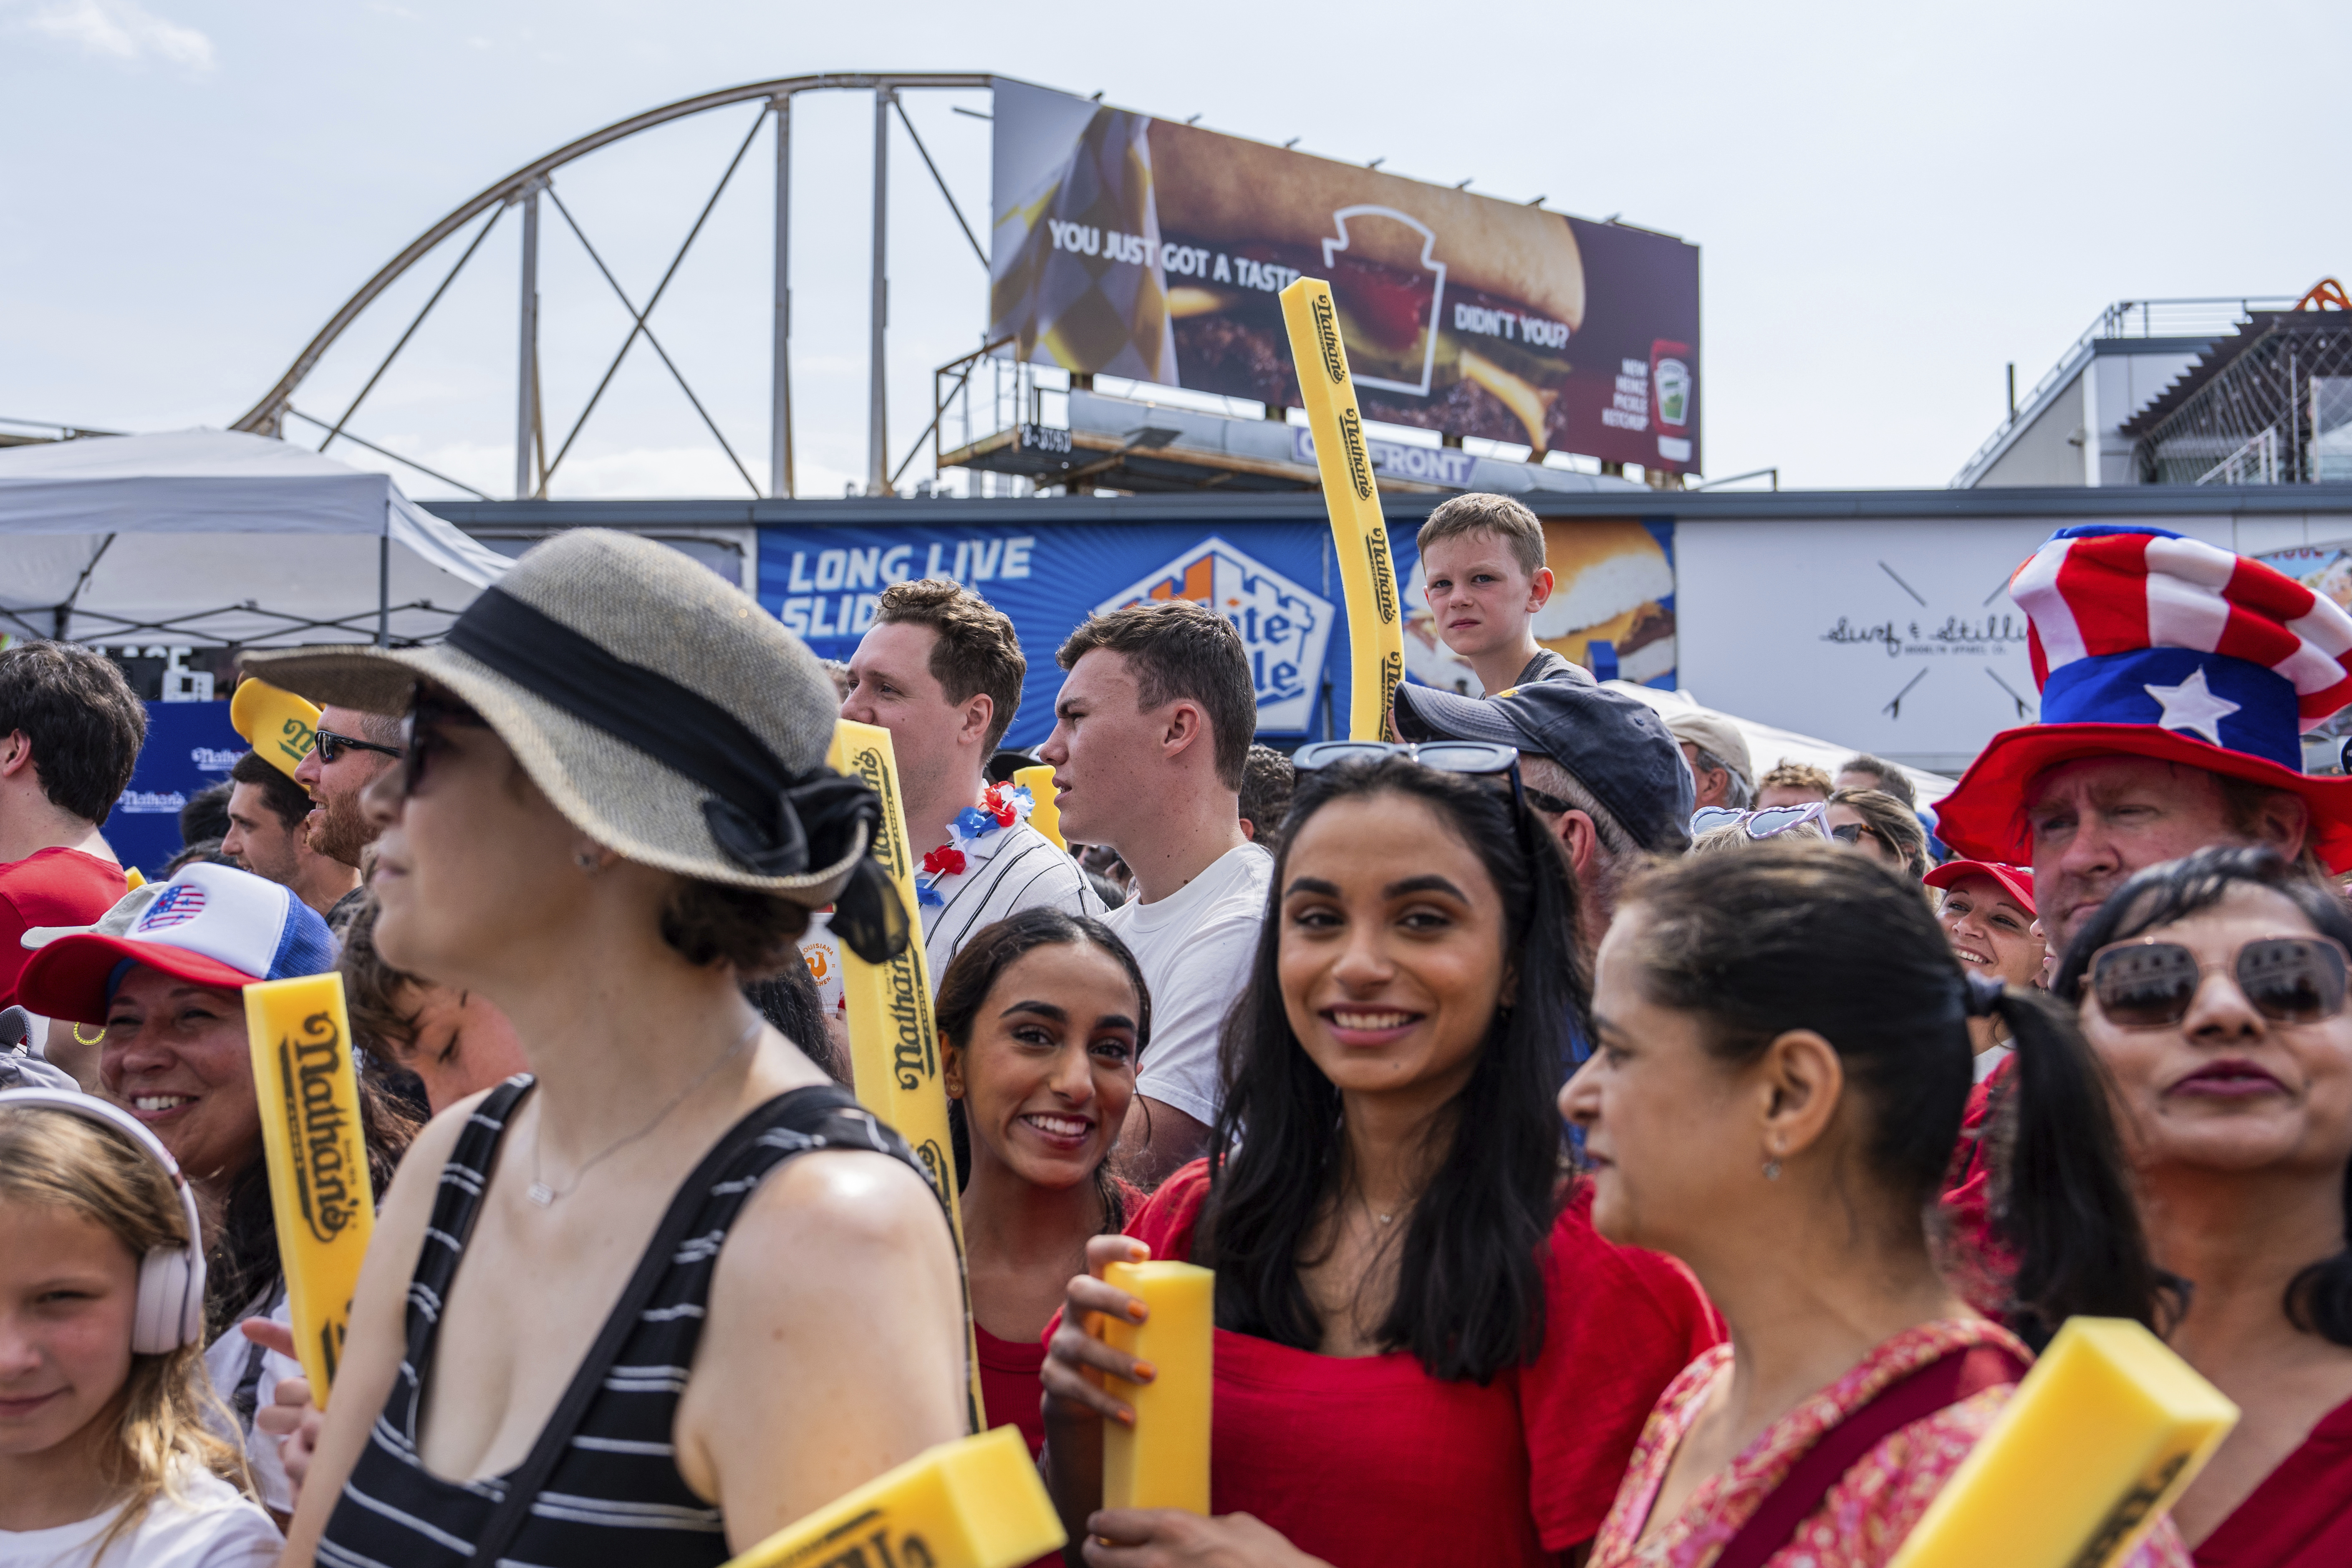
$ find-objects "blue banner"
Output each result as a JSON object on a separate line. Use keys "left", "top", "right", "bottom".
{"left": 758, "top": 515, "right": 1676, "bottom": 750}
{"left": 109, "top": 701, "right": 244, "bottom": 877}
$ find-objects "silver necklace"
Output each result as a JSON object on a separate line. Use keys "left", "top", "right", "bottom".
{"left": 527, "top": 1017, "right": 761, "bottom": 1207}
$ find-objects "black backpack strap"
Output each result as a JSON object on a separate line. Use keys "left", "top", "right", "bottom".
{"left": 464, "top": 1087, "right": 843, "bottom": 1567}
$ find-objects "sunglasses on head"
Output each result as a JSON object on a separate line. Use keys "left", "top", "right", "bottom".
{"left": 1292, "top": 739, "right": 1547, "bottom": 827}
{"left": 398, "top": 689, "right": 492, "bottom": 798}
{"left": 312, "top": 727, "right": 403, "bottom": 765}
{"left": 1691, "top": 801, "right": 1828, "bottom": 841}
{"left": 2089, "top": 935, "right": 2352, "bottom": 1028}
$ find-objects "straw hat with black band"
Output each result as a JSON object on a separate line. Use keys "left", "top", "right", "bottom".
{"left": 242, "top": 529, "right": 908, "bottom": 965}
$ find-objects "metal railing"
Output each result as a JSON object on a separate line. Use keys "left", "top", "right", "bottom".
{"left": 1950, "top": 295, "right": 2301, "bottom": 487}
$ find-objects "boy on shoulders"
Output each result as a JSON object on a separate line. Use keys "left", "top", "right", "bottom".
{"left": 1415, "top": 493, "right": 1590, "bottom": 695}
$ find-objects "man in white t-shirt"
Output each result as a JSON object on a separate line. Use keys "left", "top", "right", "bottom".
{"left": 1038, "top": 598, "right": 1270, "bottom": 1187}
{"left": 840, "top": 579, "right": 1100, "bottom": 984}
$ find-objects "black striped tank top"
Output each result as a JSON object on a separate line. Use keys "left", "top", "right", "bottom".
{"left": 320, "top": 1076, "right": 930, "bottom": 1568}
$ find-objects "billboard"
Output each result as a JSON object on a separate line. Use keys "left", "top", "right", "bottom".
{"left": 758, "top": 515, "right": 1676, "bottom": 748}
{"left": 989, "top": 81, "right": 1701, "bottom": 472}
{"left": 108, "top": 700, "right": 244, "bottom": 878}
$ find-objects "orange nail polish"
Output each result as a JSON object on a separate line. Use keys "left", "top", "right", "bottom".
{"left": 1131, "top": 1360, "right": 1156, "bottom": 1382}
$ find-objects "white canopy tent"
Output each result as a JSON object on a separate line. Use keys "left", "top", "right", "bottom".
{"left": 0, "top": 429, "right": 511, "bottom": 647}
{"left": 1606, "top": 682, "right": 1960, "bottom": 808}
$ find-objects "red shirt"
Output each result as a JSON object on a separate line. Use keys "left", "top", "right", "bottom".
{"left": 0, "top": 848, "right": 127, "bottom": 1009}
{"left": 1122, "top": 1160, "right": 1723, "bottom": 1565}
{"left": 978, "top": 1323, "right": 1050, "bottom": 1458}
{"left": 2193, "top": 1394, "right": 2352, "bottom": 1567}
{"left": 1938, "top": 1053, "right": 2017, "bottom": 1319}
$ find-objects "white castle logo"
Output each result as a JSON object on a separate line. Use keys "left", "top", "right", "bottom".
{"left": 1095, "top": 537, "right": 1335, "bottom": 732}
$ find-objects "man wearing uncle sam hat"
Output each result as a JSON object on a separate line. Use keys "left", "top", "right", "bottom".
{"left": 1936, "top": 524, "right": 2352, "bottom": 949}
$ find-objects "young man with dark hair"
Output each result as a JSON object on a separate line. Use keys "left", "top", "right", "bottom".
{"left": 225, "top": 749, "right": 360, "bottom": 919}
{"left": 1040, "top": 598, "right": 1269, "bottom": 1186}
{"left": 0, "top": 641, "right": 141, "bottom": 1005}
{"left": 1415, "top": 492, "right": 1585, "bottom": 694}
{"left": 842, "top": 578, "right": 1098, "bottom": 979}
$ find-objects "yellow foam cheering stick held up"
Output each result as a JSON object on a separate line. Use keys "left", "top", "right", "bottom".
{"left": 228, "top": 677, "right": 321, "bottom": 781}
{"left": 1279, "top": 277, "right": 1406, "bottom": 740}
{"left": 1887, "top": 1317, "right": 2237, "bottom": 1568}
{"left": 720, "top": 1428, "right": 1063, "bottom": 1568}
{"left": 243, "top": 972, "right": 374, "bottom": 1402}
{"left": 826, "top": 717, "right": 984, "bottom": 1427}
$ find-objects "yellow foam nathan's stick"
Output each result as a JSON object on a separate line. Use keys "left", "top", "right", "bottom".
{"left": 123, "top": 868, "right": 145, "bottom": 889}
{"left": 1887, "top": 1317, "right": 2238, "bottom": 1568}
{"left": 722, "top": 1427, "right": 1063, "bottom": 1568}
{"left": 1012, "top": 765, "right": 1065, "bottom": 851}
{"left": 229, "top": 677, "right": 320, "bottom": 782}
{"left": 1101, "top": 1260, "right": 1214, "bottom": 1514}
{"left": 826, "top": 717, "right": 984, "bottom": 1427}
{"left": 243, "top": 973, "right": 374, "bottom": 1403}
{"left": 1279, "top": 276, "right": 1406, "bottom": 740}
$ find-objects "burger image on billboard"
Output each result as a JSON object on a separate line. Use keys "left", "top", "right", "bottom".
{"left": 987, "top": 82, "right": 1700, "bottom": 470}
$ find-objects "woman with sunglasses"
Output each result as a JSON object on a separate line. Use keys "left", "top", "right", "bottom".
{"left": 1565, "top": 844, "right": 2183, "bottom": 1568}
{"left": 245, "top": 532, "right": 967, "bottom": 1568}
{"left": 2057, "top": 847, "right": 2352, "bottom": 1566}
{"left": 1042, "top": 751, "right": 1722, "bottom": 1567}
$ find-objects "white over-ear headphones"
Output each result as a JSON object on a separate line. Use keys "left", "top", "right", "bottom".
{"left": 0, "top": 1088, "right": 208, "bottom": 1353}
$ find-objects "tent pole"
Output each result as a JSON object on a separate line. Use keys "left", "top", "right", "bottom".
{"left": 377, "top": 535, "right": 390, "bottom": 648}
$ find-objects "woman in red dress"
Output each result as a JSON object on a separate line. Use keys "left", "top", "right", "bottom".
{"left": 1565, "top": 845, "right": 2183, "bottom": 1568}
{"left": 1043, "top": 751, "right": 1722, "bottom": 1568}
{"left": 936, "top": 907, "right": 1146, "bottom": 1462}
{"left": 2056, "top": 846, "right": 2352, "bottom": 1567}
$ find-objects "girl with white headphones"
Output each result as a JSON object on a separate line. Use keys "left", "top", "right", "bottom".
{"left": 0, "top": 1091, "right": 281, "bottom": 1568}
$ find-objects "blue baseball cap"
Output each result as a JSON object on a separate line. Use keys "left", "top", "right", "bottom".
{"left": 1393, "top": 679, "right": 1696, "bottom": 854}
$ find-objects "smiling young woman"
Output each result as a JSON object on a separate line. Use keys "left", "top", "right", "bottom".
{"left": 2054, "top": 847, "right": 2352, "bottom": 1565}
{"left": 935, "top": 908, "right": 1146, "bottom": 1472}
{"left": 1040, "top": 755, "right": 1720, "bottom": 1568}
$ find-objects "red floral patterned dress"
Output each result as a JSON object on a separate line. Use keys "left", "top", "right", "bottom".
{"left": 1590, "top": 1317, "right": 2191, "bottom": 1568}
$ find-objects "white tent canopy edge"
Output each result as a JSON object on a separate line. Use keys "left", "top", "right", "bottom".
{"left": 0, "top": 429, "right": 510, "bottom": 647}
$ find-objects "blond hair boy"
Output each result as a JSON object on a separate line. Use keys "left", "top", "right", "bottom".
{"left": 1414, "top": 493, "right": 1585, "bottom": 696}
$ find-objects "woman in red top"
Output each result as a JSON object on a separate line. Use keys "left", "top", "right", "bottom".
{"left": 936, "top": 906, "right": 1146, "bottom": 1460}
{"left": 2055, "top": 847, "right": 2352, "bottom": 1566}
{"left": 1042, "top": 751, "right": 1721, "bottom": 1568}
{"left": 1565, "top": 845, "right": 2182, "bottom": 1568}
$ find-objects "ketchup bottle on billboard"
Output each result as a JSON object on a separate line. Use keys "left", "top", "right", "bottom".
{"left": 1650, "top": 340, "right": 1692, "bottom": 431}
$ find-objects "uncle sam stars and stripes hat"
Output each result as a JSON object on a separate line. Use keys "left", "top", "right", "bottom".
{"left": 1936, "top": 524, "right": 2352, "bottom": 871}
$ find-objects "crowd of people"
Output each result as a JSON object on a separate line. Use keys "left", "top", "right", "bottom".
{"left": 0, "top": 494, "right": 2347, "bottom": 1568}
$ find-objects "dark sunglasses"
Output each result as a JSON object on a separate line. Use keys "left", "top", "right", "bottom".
{"left": 312, "top": 727, "right": 403, "bottom": 765}
{"left": 2089, "top": 935, "right": 2352, "bottom": 1028}
{"left": 1828, "top": 822, "right": 1877, "bottom": 847}
{"left": 398, "top": 690, "right": 492, "bottom": 797}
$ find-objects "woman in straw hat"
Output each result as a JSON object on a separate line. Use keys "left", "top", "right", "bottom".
{"left": 248, "top": 531, "right": 967, "bottom": 1568}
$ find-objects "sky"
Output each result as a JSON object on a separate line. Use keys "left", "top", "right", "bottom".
{"left": 4, "top": 0, "right": 2347, "bottom": 501}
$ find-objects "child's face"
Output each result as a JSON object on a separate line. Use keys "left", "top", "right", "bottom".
{"left": 1419, "top": 533, "right": 1553, "bottom": 662}
{"left": 0, "top": 1200, "right": 139, "bottom": 1461}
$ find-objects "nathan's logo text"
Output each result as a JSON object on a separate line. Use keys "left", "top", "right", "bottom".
{"left": 1338, "top": 409, "right": 1374, "bottom": 500}
{"left": 1312, "top": 291, "right": 1348, "bottom": 385}
{"left": 276, "top": 1012, "right": 359, "bottom": 1245}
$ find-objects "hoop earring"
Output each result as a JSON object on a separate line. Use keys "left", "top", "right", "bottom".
{"left": 73, "top": 1022, "right": 105, "bottom": 1047}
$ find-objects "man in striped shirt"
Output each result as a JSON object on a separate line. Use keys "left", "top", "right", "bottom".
{"left": 840, "top": 579, "right": 1101, "bottom": 985}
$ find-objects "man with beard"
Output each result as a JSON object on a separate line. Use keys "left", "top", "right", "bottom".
{"left": 290, "top": 705, "right": 401, "bottom": 927}
{"left": 1935, "top": 525, "right": 2352, "bottom": 953}
{"left": 223, "top": 750, "right": 358, "bottom": 919}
